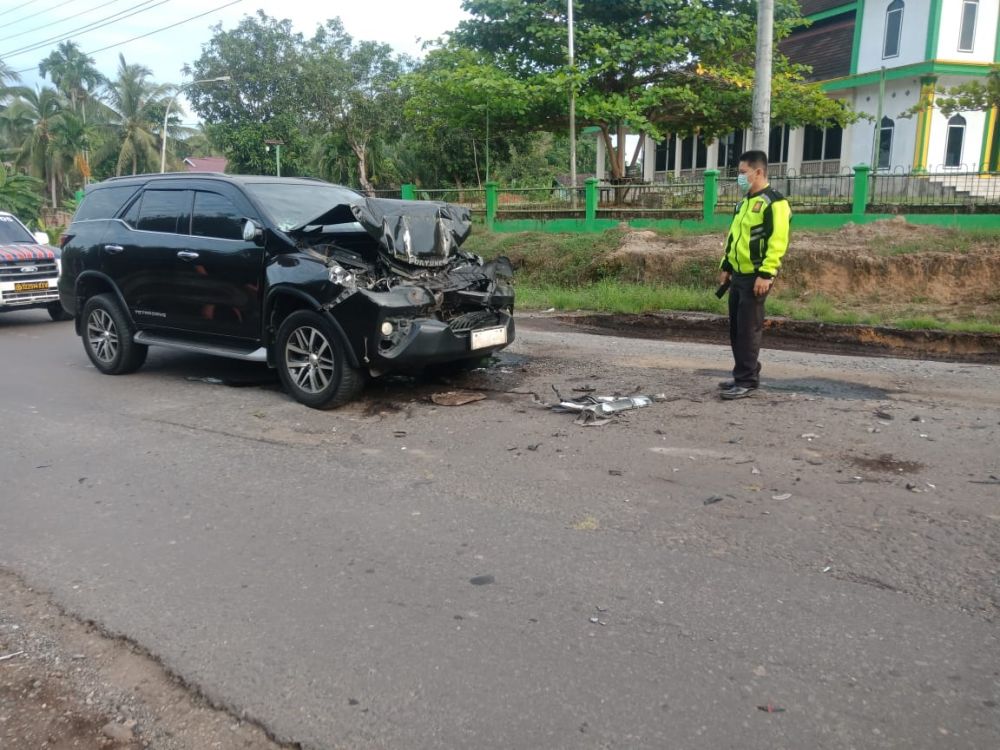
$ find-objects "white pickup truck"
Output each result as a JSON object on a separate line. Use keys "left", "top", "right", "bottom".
{"left": 0, "top": 211, "right": 70, "bottom": 321}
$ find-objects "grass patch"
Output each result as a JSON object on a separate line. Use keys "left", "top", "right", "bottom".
{"left": 517, "top": 282, "right": 1000, "bottom": 334}
{"left": 517, "top": 281, "right": 727, "bottom": 315}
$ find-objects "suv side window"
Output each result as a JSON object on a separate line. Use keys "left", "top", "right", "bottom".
{"left": 134, "top": 190, "right": 191, "bottom": 234}
{"left": 74, "top": 186, "right": 139, "bottom": 221}
{"left": 192, "top": 191, "right": 244, "bottom": 241}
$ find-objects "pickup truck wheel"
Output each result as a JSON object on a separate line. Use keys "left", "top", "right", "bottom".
{"left": 47, "top": 301, "right": 72, "bottom": 321}
{"left": 81, "top": 294, "right": 148, "bottom": 375}
{"left": 276, "top": 310, "right": 365, "bottom": 409}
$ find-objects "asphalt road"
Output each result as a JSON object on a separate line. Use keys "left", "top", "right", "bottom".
{"left": 1, "top": 309, "right": 998, "bottom": 750}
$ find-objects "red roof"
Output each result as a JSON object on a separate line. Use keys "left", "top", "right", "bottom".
{"left": 183, "top": 156, "right": 228, "bottom": 173}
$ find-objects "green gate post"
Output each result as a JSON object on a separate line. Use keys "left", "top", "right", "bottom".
{"left": 401, "top": 183, "right": 416, "bottom": 200}
{"left": 703, "top": 169, "right": 719, "bottom": 223}
{"left": 485, "top": 181, "right": 499, "bottom": 230}
{"left": 585, "top": 177, "right": 599, "bottom": 227}
{"left": 852, "top": 164, "right": 870, "bottom": 217}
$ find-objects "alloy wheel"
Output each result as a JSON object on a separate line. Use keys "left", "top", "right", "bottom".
{"left": 284, "top": 325, "right": 335, "bottom": 394}
{"left": 87, "top": 308, "right": 119, "bottom": 363}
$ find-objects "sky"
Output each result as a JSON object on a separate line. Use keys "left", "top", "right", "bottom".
{"left": 2, "top": 0, "right": 468, "bottom": 123}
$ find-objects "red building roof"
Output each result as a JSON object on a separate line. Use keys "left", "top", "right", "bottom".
{"left": 183, "top": 156, "right": 228, "bottom": 173}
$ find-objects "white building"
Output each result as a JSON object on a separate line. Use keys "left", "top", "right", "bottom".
{"left": 601, "top": 0, "right": 1000, "bottom": 180}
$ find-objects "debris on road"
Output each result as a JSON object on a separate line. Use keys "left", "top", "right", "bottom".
{"left": 801, "top": 433, "right": 819, "bottom": 441}
{"left": 772, "top": 493, "right": 792, "bottom": 501}
{"left": 969, "top": 475, "right": 1000, "bottom": 485}
{"left": 548, "top": 386, "right": 666, "bottom": 425}
{"left": 431, "top": 390, "right": 488, "bottom": 407}
{"left": 874, "top": 410, "right": 894, "bottom": 420}
{"left": 469, "top": 575, "right": 495, "bottom": 586}
{"left": 703, "top": 495, "right": 724, "bottom": 505}
{"left": 757, "top": 704, "right": 787, "bottom": 713}
{"left": 0, "top": 650, "right": 25, "bottom": 661}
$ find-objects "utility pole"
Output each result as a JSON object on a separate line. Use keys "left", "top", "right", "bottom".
{"left": 751, "top": 0, "right": 774, "bottom": 152}
{"left": 568, "top": 0, "right": 577, "bottom": 204}
{"left": 265, "top": 140, "right": 284, "bottom": 177}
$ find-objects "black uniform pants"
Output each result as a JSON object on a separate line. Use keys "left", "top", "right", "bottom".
{"left": 728, "top": 273, "right": 768, "bottom": 388}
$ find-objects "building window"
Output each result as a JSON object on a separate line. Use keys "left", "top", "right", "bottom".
{"left": 680, "top": 135, "right": 707, "bottom": 171}
{"left": 768, "top": 125, "right": 790, "bottom": 166}
{"left": 958, "top": 0, "right": 978, "bottom": 52}
{"left": 717, "top": 130, "right": 745, "bottom": 173}
{"left": 802, "top": 125, "right": 843, "bottom": 162}
{"left": 877, "top": 117, "right": 894, "bottom": 170}
{"left": 945, "top": 114, "right": 966, "bottom": 167}
{"left": 883, "top": 0, "right": 904, "bottom": 59}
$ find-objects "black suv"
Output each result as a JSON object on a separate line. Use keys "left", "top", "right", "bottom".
{"left": 58, "top": 174, "right": 514, "bottom": 408}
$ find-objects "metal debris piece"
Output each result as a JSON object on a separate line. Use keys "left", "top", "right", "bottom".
{"left": 772, "top": 493, "right": 792, "bottom": 501}
{"left": 969, "top": 475, "right": 1000, "bottom": 485}
{"left": 431, "top": 390, "right": 488, "bottom": 407}
{"left": 548, "top": 387, "right": 666, "bottom": 426}
{"left": 703, "top": 495, "right": 724, "bottom": 505}
{"left": 874, "top": 410, "right": 893, "bottom": 420}
{"left": 589, "top": 617, "right": 600, "bottom": 624}
{"left": 0, "top": 651, "right": 25, "bottom": 662}
{"left": 469, "top": 575, "right": 495, "bottom": 586}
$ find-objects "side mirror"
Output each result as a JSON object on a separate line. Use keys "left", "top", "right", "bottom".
{"left": 33, "top": 231, "right": 50, "bottom": 245}
{"left": 242, "top": 219, "right": 264, "bottom": 246}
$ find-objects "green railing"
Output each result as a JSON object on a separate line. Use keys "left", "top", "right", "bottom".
{"left": 397, "top": 165, "right": 1000, "bottom": 230}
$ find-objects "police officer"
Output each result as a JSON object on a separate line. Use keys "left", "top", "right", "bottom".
{"left": 717, "top": 150, "right": 791, "bottom": 400}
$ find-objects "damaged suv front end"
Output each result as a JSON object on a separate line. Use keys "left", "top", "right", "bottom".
{"left": 256, "top": 182, "right": 515, "bottom": 377}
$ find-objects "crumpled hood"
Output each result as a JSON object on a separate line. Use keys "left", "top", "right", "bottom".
{"left": 0, "top": 244, "right": 55, "bottom": 262}
{"left": 290, "top": 197, "right": 472, "bottom": 268}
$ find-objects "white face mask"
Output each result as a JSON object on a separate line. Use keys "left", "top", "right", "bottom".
{"left": 737, "top": 172, "right": 751, "bottom": 192}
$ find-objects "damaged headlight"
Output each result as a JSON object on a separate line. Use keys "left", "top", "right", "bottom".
{"left": 328, "top": 262, "right": 354, "bottom": 288}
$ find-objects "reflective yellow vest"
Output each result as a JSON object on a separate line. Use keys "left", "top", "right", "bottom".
{"left": 719, "top": 185, "right": 791, "bottom": 279}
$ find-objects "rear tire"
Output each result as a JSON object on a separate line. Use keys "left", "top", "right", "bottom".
{"left": 81, "top": 294, "right": 147, "bottom": 375}
{"left": 47, "top": 301, "right": 72, "bottom": 321}
{"left": 275, "top": 310, "right": 365, "bottom": 409}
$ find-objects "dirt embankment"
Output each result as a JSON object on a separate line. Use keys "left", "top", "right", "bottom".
{"left": 601, "top": 218, "right": 1000, "bottom": 307}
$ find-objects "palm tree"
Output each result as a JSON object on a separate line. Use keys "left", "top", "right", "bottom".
{"left": 8, "top": 86, "right": 66, "bottom": 208}
{"left": 51, "top": 110, "right": 95, "bottom": 188}
{"left": 38, "top": 42, "right": 104, "bottom": 116}
{"left": 101, "top": 54, "right": 171, "bottom": 176}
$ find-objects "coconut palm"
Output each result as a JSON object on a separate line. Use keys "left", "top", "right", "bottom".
{"left": 101, "top": 54, "right": 171, "bottom": 176}
{"left": 8, "top": 86, "right": 66, "bottom": 207}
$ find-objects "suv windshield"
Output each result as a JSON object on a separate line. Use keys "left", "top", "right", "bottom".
{"left": 0, "top": 215, "right": 36, "bottom": 243}
{"left": 245, "top": 182, "right": 363, "bottom": 231}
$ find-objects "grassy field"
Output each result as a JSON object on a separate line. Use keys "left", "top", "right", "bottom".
{"left": 463, "top": 228, "right": 1000, "bottom": 335}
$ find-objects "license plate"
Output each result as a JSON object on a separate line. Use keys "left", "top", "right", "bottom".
{"left": 14, "top": 281, "right": 50, "bottom": 292}
{"left": 470, "top": 325, "right": 508, "bottom": 350}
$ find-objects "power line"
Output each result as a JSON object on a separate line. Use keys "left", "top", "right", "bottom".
{"left": 1, "top": 0, "right": 78, "bottom": 29}
{"left": 0, "top": 0, "right": 127, "bottom": 46}
{"left": 83, "top": 0, "right": 242, "bottom": 55}
{"left": 1, "top": 0, "right": 168, "bottom": 59}
{"left": 11, "top": 0, "right": 243, "bottom": 74}
{"left": 0, "top": 0, "right": 46, "bottom": 19}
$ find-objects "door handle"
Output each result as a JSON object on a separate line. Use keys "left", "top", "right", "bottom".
{"left": 103, "top": 244, "right": 124, "bottom": 254}
{"left": 177, "top": 251, "right": 200, "bottom": 260}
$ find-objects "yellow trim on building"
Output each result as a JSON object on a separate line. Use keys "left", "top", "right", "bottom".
{"left": 913, "top": 78, "right": 937, "bottom": 170}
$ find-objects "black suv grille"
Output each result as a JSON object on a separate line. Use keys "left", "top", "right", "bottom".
{"left": 448, "top": 310, "right": 504, "bottom": 332}
{"left": 0, "top": 259, "right": 58, "bottom": 282}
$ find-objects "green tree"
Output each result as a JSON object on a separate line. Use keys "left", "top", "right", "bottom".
{"left": 186, "top": 12, "right": 311, "bottom": 174}
{"left": 7, "top": 86, "right": 65, "bottom": 207}
{"left": 0, "top": 162, "right": 43, "bottom": 220}
{"left": 411, "top": 0, "right": 853, "bottom": 181}
{"left": 38, "top": 42, "right": 105, "bottom": 116}
{"left": 101, "top": 54, "right": 171, "bottom": 176}
{"left": 302, "top": 27, "right": 409, "bottom": 194}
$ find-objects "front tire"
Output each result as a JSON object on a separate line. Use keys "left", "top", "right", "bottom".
{"left": 275, "top": 310, "right": 365, "bottom": 409}
{"left": 47, "top": 301, "right": 72, "bottom": 321}
{"left": 81, "top": 294, "right": 147, "bottom": 375}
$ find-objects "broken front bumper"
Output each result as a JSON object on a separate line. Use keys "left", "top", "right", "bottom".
{"left": 371, "top": 312, "right": 515, "bottom": 369}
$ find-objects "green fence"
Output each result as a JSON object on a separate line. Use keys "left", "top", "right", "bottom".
{"left": 392, "top": 166, "right": 1000, "bottom": 233}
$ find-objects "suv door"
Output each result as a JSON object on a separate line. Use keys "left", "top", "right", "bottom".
{"left": 100, "top": 188, "right": 194, "bottom": 332}
{"left": 181, "top": 189, "right": 264, "bottom": 341}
